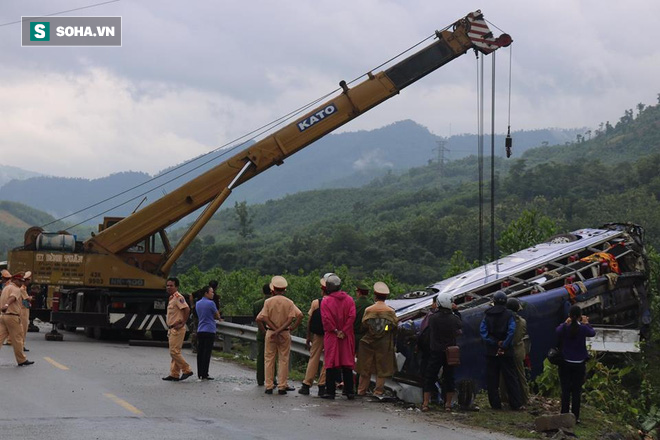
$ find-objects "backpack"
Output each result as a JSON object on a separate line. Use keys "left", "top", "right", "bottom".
{"left": 309, "top": 298, "right": 324, "bottom": 335}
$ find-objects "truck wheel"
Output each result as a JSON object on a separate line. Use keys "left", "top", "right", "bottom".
{"left": 92, "top": 325, "right": 108, "bottom": 340}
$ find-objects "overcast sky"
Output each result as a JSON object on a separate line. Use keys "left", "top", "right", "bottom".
{"left": 1, "top": 0, "right": 659, "bottom": 179}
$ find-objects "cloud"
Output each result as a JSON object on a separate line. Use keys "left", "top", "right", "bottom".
{"left": 1, "top": 0, "right": 660, "bottom": 178}
{"left": 353, "top": 150, "right": 394, "bottom": 171}
{"left": 0, "top": 66, "right": 272, "bottom": 177}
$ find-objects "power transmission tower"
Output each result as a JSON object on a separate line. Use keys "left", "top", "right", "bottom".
{"left": 433, "top": 139, "right": 450, "bottom": 178}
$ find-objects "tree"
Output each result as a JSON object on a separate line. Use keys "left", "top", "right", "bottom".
{"left": 497, "top": 209, "right": 557, "bottom": 256}
{"left": 443, "top": 250, "right": 476, "bottom": 278}
{"left": 605, "top": 121, "right": 614, "bottom": 135}
{"left": 202, "top": 234, "right": 216, "bottom": 246}
{"left": 618, "top": 109, "right": 634, "bottom": 128}
{"left": 233, "top": 201, "right": 253, "bottom": 240}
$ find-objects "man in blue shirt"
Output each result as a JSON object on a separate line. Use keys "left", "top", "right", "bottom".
{"left": 480, "top": 291, "right": 523, "bottom": 410}
{"left": 196, "top": 286, "right": 221, "bottom": 380}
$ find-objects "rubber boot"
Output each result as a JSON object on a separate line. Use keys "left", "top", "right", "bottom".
{"left": 317, "top": 385, "right": 327, "bottom": 397}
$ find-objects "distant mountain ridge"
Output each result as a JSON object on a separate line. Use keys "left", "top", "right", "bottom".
{"left": 0, "top": 121, "right": 583, "bottom": 223}
{"left": 0, "top": 201, "right": 64, "bottom": 257}
{"left": 0, "top": 164, "right": 42, "bottom": 188}
{"left": 0, "top": 171, "right": 152, "bottom": 221}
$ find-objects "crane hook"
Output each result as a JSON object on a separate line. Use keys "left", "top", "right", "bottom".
{"left": 505, "top": 126, "right": 513, "bottom": 158}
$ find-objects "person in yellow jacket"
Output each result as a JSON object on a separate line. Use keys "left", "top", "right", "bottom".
{"left": 356, "top": 282, "right": 398, "bottom": 396}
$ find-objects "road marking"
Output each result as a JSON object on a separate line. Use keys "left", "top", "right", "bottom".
{"left": 43, "top": 356, "right": 69, "bottom": 370}
{"left": 103, "top": 393, "right": 144, "bottom": 416}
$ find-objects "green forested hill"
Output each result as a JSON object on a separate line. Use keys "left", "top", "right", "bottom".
{"left": 170, "top": 101, "right": 660, "bottom": 285}
{"left": 521, "top": 99, "right": 660, "bottom": 166}
{"left": 0, "top": 201, "right": 64, "bottom": 258}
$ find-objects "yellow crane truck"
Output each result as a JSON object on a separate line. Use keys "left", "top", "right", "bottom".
{"left": 6, "top": 11, "right": 511, "bottom": 340}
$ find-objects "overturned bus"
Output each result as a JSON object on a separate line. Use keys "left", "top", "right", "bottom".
{"left": 389, "top": 223, "right": 650, "bottom": 388}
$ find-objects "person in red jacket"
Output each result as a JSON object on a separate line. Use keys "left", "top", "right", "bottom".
{"left": 320, "top": 274, "right": 356, "bottom": 400}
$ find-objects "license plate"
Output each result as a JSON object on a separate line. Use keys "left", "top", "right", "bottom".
{"left": 154, "top": 300, "right": 167, "bottom": 310}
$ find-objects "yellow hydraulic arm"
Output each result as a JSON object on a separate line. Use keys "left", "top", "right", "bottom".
{"left": 84, "top": 10, "right": 511, "bottom": 274}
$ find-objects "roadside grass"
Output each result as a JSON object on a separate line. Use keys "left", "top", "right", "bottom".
{"left": 420, "top": 393, "right": 635, "bottom": 439}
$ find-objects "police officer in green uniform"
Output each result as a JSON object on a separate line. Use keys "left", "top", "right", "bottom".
{"left": 353, "top": 282, "right": 373, "bottom": 393}
{"left": 252, "top": 283, "right": 271, "bottom": 386}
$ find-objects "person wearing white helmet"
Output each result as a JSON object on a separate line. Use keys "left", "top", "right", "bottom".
{"left": 420, "top": 295, "right": 462, "bottom": 412}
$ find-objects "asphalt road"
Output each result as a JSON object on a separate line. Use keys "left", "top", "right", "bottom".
{"left": 0, "top": 326, "right": 518, "bottom": 440}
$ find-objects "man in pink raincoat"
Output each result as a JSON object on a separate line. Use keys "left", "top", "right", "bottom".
{"left": 320, "top": 274, "right": 356, "bottom": 400}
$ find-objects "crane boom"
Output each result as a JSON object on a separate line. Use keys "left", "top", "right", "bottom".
{"left": 85, "top": 10, "right": 511, "bottom": 266}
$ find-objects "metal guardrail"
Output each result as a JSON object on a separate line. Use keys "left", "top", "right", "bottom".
{"left": 216, "top": 321, "right": 312, "bottom": 357}
{"left": 215, "top": 321, "right": 416, "bottom": 402}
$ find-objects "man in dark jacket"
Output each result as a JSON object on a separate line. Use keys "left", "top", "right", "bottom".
{"left": 479, "top": 291, "right": 523, "bottom": 410}
{"left": 421, "top": 295, "right": 462, "bottom": 412}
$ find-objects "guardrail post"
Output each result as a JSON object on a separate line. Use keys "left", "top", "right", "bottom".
{"left": 250, "top": 341, "right": 258, "bottom": 360}
{"left": 223, "top": 335, "right": 233, "bottom": 353}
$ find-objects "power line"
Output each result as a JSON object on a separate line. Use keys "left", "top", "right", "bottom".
{"left": 0, "top": 0, "right": 120, "bottom": 27}
{"left": 43, "top": 89, "right": 337, "bottom": 229}
{"left": 43, "top": 31, "right": 447, "bottom": 229}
